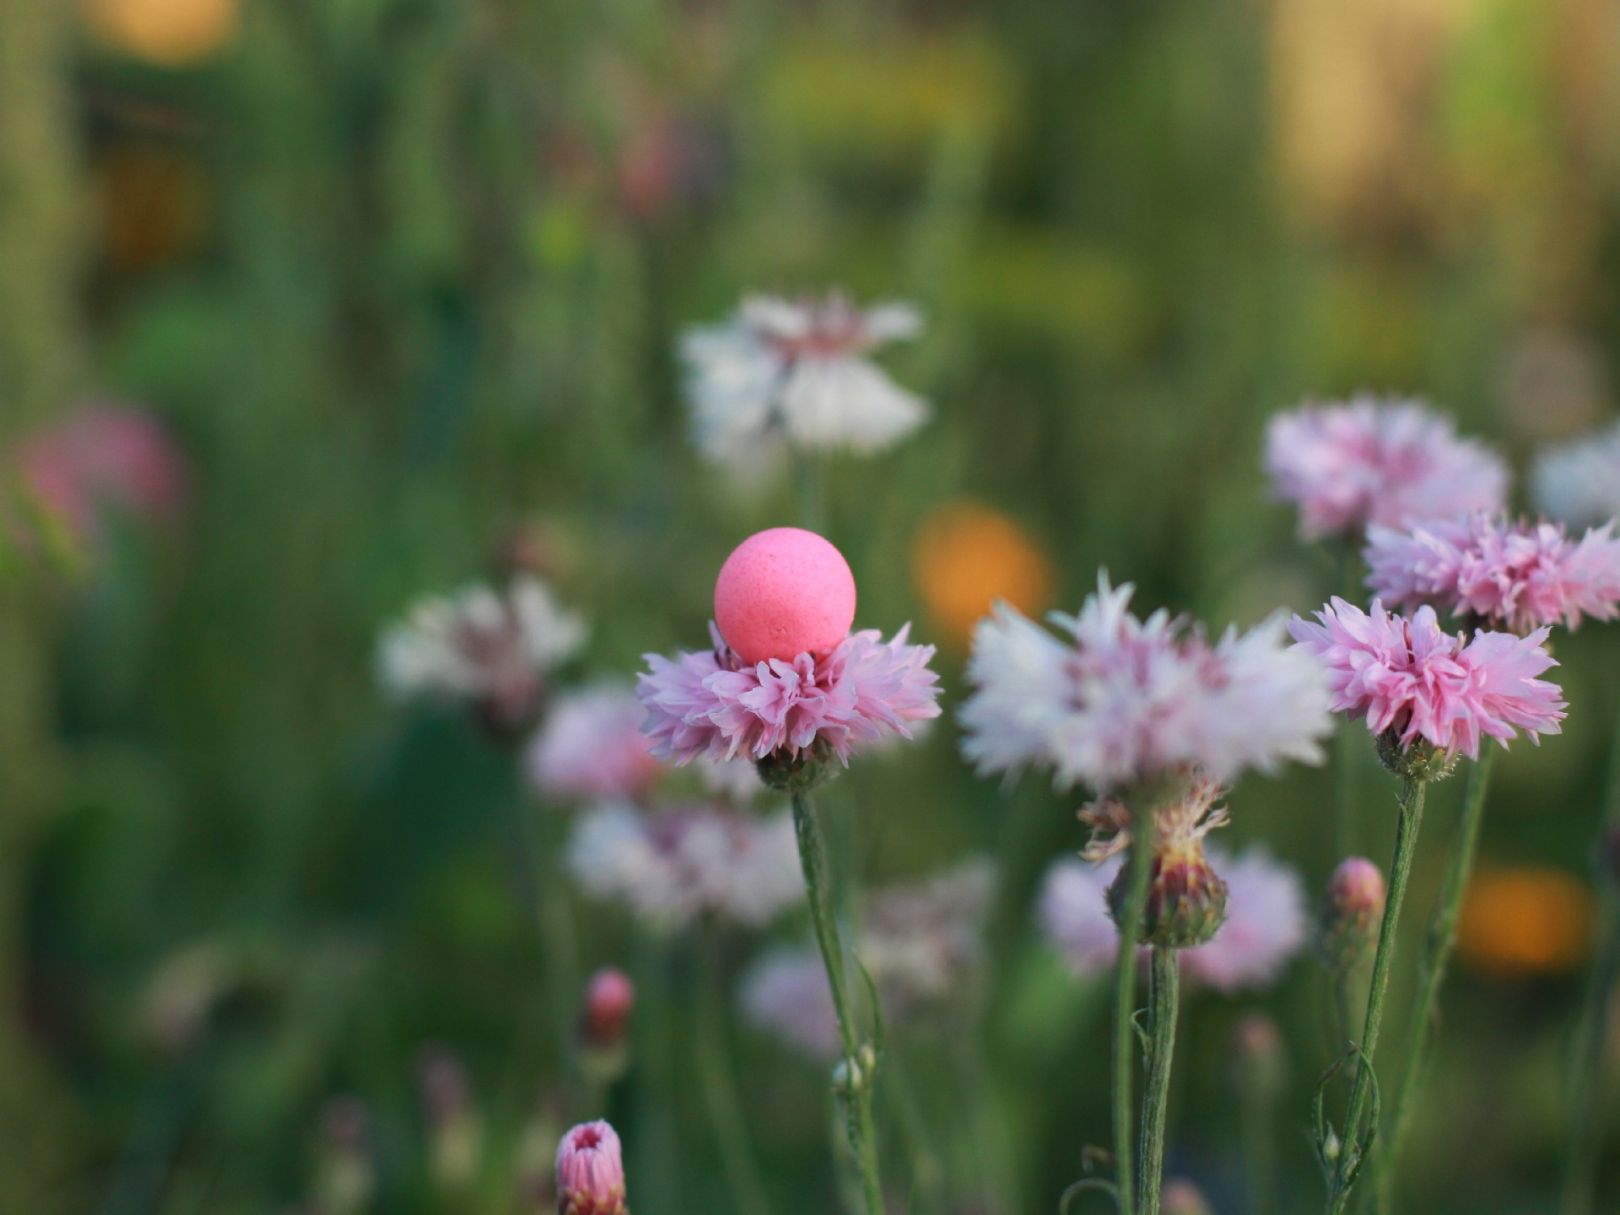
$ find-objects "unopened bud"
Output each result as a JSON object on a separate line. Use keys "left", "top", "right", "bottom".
{"left": 1161, "top": 1179, "right": 1214, "bottom": 1215}
{"left": 418, "top": 1046, "right": 481, "bottom": 1189}
{"left": 556, "top": 1120, "right": 627, "bottom": 1215}
{"left": 1109, "top": 839, "right": 1228, "bottom": 949}
{"left": 578, "top": 968, "right": 635, "bottom": 1087}
{"left": 1316, "top": 857, "right": 1386, "bottom": 975}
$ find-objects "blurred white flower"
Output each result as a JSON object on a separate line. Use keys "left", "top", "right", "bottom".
{"left": 377, "top": 576, "right": 585, "bottom": 730}
{"left": 679, "top": 292, "right": 928, "bottom": 465}
{"left": 567, "top": 802, "right": 802, "bottom": 930}
{"left": 1531, "top": 419, "right": 1620, "bottom": 528}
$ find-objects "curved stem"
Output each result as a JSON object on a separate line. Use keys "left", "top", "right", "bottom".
{"left": 693, "top": 934, "right": 773, "bottom": 1215}
{"left": 1137, "top": 948, "right": 1180, "bottom": 1215}
{"left": 1560, "top": 677, "right": 1620, "bottom": 1215}
{"left": 1111, "top": 810, "right": 1158, "bottom": 1215}
{"left": 1377, "top": 745, "right": 1495, "bottom": 1209}
{"left": 791, "top": 789, "right": 884, "bottom": 1215}
{"left": 1327, "top": 776, "right": 1427, "bottom": 1215}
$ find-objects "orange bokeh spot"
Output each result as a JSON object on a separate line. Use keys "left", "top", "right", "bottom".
{"left": 911, "top": 500, "right": 1053, "bottom": 648}
{"left": 81, "top": 0, "right": 239, "bottom": 67}
{"left": 1457, "top": 865, "right": 1595, "bottom": 979}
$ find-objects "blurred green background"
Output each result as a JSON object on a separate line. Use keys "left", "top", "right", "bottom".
{"left": 3, "top": 1, "right": 1620, "bottom": 1212}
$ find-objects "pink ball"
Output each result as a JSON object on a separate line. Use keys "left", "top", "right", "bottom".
{"left": 714, "top": 527, "right": 857, "bottom": 664}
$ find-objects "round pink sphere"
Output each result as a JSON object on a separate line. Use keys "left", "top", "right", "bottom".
{"left": 714, "top": 527, "right": 857, "bottom": 664}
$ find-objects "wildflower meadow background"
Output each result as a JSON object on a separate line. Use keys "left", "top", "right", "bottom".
{"left": 5, "top": 2, "right": 1620, "bottom": 1214}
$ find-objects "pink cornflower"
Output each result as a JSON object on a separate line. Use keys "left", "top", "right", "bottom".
{"left": 527, "top": 683, "right": 661, "bottom": 802}
{"left": 566, "top": 801, "right": 802, "bottom": 930}
{"left": 556, "top": 1121, "right": 627, "bottom": 1215}
{"left": 1037, "top": 846, "right": 1306, "bottom": 992}
{"left": 1288, "top": 598, "right": 1565, "bottom": 759}
{"left": 959, "top": 574, "right": 1332, "bottom": 792}
{"left": 638, "top": 622, "right": 941, "bottom": 768}
{"left": 1264, "top": 396, "right": 1507, "bottom": 541}
{"left": 1365, "top": 513, "right": 1620, "bottom": 634}
{"left": 578, "top": 968, "right": 635, "bottom": 1053}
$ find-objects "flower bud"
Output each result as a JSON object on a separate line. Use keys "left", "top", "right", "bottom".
{"left": 1315, "top": 857, "right": 1386, "bottom": 975}
{"left": 556, "top": 1120, "right": 627, "bottom": 1215}
{"left": 578, "top": 968, "right": 635, "bottom": 1087}
{"left": 1161, "top": 1179, "right": 1215, "bottom": 1215}
{"left": 1109, "top": 838, "right": 1229, "bottom": 949}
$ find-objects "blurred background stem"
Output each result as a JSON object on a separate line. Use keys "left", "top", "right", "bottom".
{"left": 693, "top": 931, "right": 773, "bottom": 1215}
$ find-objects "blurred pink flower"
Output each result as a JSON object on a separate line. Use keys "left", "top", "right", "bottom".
{"left": 1365, "top": 513, "right": 1620, "bottom": 634}
{"left": 680, "top": 292, "right": 928, "bottom": 464}
{"left": 637, "top": 622, "right": 941, "bottom": 766}
{"left": 1288, "top": 598, "right": 1565, "bottom": 758}
{"left": 527, "top": 683, "right": 660, "bottom": 803}
{"left": 960, "top": 575, "right": 1331, "bottom": 791}
{"left": 1037, "top": 846, "right": 1306, "bottom": 992}
{"left": 578, "top": 968, "right": 634, "bottom": 1053}
{"left": 738, "top": 947, "right": 841, "bottom": 1059}
{"left": 15, "top": 402, "right": 187, "bottom": 543}
{"left": 566, "top": 801, "right": 802, "bottom": 930}
{"left": 1264, "top": 396, "right": 1507, "bottom": 540}
{"left": 555, "top": 1121, "right": 626, "bottom": 1215}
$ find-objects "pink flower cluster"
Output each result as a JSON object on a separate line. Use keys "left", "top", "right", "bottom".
{"left": 1288, "top": 599, "right": 1565, "bottom": 758}
{"left": 1264, "top": 397, "right": 1507, "bottom": 540}
{"left": 1365, "top": 514, "right": 1620, "bottom": 634}
{"left": 1037, "top": 845, "right": 1306, "bottom": 992}
{"left": 959, "top": 575, "right": 1331, "bottom": 791}
{"left": 638, "top": 622, "right": 941, "bottom": 766}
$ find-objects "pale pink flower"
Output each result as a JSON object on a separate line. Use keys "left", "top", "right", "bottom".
{"left": 1264, "top": 397, "right": 1508, "bottom": 540}
{"left": 555, "top": 1121, "right": 626, "bottom": 1215}
{"left": 637, "top": 622, "right": 941, "bottom": 767}
{"left": 680, "top": 292, "right": 928, "bottom": 464}
{"left": 13, "top": 402, "right": 188, "bottom": 545}
{"left": 1365, "top": 513, "right": 1620, "bottom": 633}
{"left": 566, "top": 801, "right": 802, "bottom": 930}
{"left": 960, "top": 575, "right": 1331, "bottom": 791}
{"left": 1288, "top": 598, "right": 1566, "bottom": 758}
{"left": 1037, "top": 846, "right": 1305, "bottom": 992}
{"left": 741, "top": 860, "right": 992, "bottom": 1059}
{"left": 527, "top": 684, "right": 660, "bottom": 802}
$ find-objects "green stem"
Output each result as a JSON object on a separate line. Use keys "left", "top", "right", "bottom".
{"left": 1111, "top": 812, "right": 1158, "bottom": 1215}
{"left": 1240, "top": 1056, "right": 1278, "bottom": 1215}
{"left": 1560, "top": 679, "right": 1620, "bottom": 1215}
{"left": 1327, "top": 776, "right": 1427, "bottom": 1215}
{"left": 790, "top": 789, "right": 883, "bottom": 1215}
{"left": 693, "top": 934, "right": 773, "bottom": 1215}
{"left": 1137, "top": 948, "right": 1180, "bottom": 1215}
{"left": 506, "top": 790, "right": 580, "bottom": 1068}
{"left": 1377, "top": 745, "right": 1495, "bottom": 1209}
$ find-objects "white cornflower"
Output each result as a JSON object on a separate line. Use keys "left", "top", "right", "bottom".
{"left": 679, "top": 292, "right": 928, "bottom": 465}
{"left": 1531, "top": 420, "right": 1620, "bottom": 528}
{"left": 377, "top": 576, "right": 585, "bottom": 730}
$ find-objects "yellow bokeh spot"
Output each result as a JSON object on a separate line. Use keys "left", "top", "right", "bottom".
{"left": 1457, "top": 865, "right": 1594, "bottom": 979}
{"left": 911, "top": 501, "right": 1052, "bottom": 649}
{"left": 81, "top": 0, "right": 239, "bottom": 67}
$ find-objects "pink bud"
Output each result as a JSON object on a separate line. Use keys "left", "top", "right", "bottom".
{"left": 1316, "top": 856, "right": 1387, "bottom": 974}
{"left": 579, "top": 968, "right": 635, "bottom": 1052}
{"left": 713, "top": 527, "right": 857, "bottom": 664}
{"left": 555, "top": 1120, "right": 627, "bottom": 1215}
{"left": 1161, "top": 1179, "right": 1214, "bottom": 1215}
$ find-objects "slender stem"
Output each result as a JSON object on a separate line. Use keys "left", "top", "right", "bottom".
{"left": 790, "top": 789, "right": 884, "bottom": 1215}
{"left": 1137, "top": 948, "right": 1180, "bottom": 1215}
{"left": 1327, "top": 775, "right": 1427, "bottom": 1215}
{"left": 1239, "top": 1052, "right": 1278, "bottom": 1215}
{"left": 1377, "top": 745, "right": 1495, "bottom": 1209}
{"left": 1560, "top": 677, "right": 1620, "bottom": 1215}
{"left": 693, "top": 934, "right": 773, "bottom": 1215}
{"left": 1111, "top": 812, "right": 1158, "bottom": 1215}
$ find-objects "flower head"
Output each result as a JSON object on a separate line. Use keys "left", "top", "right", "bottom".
{"left": 1288, "top": 598, "right": 1565, "bottom": 760}
{"left": 378, "top": 577, "right": 585, "bottom": 731}
{"left": 959, "top": 575, "right": 1332, "bottom": 792}
{"left": 1264, "top": 396, "right": 1507, "bottom": 540}
{"left": 567, "top": 802, "right": 802, "bottom": 930}
{"left": 555, "top": 1121, "right": 627, "bottom": 1215}
{"left": 527, "top": 684, "right": 660, "bottom": 802}
{"left": 1315, "top": 856, "right": 1385, "bottom": 975}
{"left": 1038, "top": 845, "right": 1305, "bottom": 992}
{"left": 1365, "top": 513, "right": 1620, "bottom": 634}
{"left": 679, "top": 291, "right": 928, "bottom": 465}
{"left": 638, "top": 622, "right": 941, "bottom": 769}
{"left": 741, "top": 860, "right": 992, "bottom": 1058}
{"left": 1532, "top": 419, "right": 1620, "bottom": 528}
